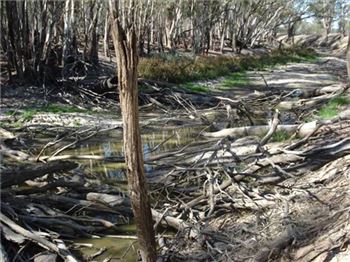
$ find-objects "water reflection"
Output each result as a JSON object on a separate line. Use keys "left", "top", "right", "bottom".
{"left": 67, "top": 126, "right": 201, "bottom": 182}
{"left": 76, "top": 237, "right": 138, "bottom": 261}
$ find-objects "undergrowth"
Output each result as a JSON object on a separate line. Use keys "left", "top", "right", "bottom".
{"left": 220, "top": 72, "right": 249, "bottom": 89}
{"left": 181, "top": 83, "right": 210, "bottom": 93}
{"left": 138, "top": 48, "right": 318, "bottom": 87}
{"left": 317, "top": 96, "right": 350, "bottom": 119}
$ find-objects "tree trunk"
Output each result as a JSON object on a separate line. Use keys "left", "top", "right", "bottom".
{"left": 219, "top": 30, "right": 225, "bottom": 53}
{"left": 347, "top": 31, "right": 350, "bottom": 81}
{"left": 63, "top": 0, "right": 75, "bottom": 66}
{"left": 5, "top": 1, "right": 24, "bottom": 79}
{"left": 108, "top": 1, "right": 157, "bottom": 261}
{"left": 86, "top": 0, "right": 100, "bottom": 65}
{"left": 104, "top": 13, "right": 111, "bottom": 59}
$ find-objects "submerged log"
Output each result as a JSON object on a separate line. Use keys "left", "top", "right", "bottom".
{"left": 0, "top": 161, "right": 78, "bottom": 188}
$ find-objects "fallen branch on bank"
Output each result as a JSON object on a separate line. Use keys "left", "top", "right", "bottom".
{"left": 203, "top": 109, "right": 350, "bottom": 139}
{"left": 202, "top": 121, "right": 318, "bottom": 138}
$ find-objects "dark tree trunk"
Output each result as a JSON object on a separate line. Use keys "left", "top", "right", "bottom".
{"left": 5, "top": 1, "right": 24, "bottom": 79}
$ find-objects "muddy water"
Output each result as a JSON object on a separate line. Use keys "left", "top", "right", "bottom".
{"left": 77, "top": 237, "right": 138, "bottom": 261}
{"left": 76, "top": 223, "right": 138, "bottom": 261}
{"left": 67, "top": 125, "right": 203, "bottom": 182}
{"left": 67, "top": 124, "right": 203, "bottom": 260}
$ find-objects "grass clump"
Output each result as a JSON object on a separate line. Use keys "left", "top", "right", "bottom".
{"left": 21, "top": 109, "right": 37, "bottom": 121}
{"left": 327, "top": 96, "right": 350, "bottom": 107}
{"left": 40, "top": 104, "right": 87, "bottom": 114}
{"left": 17, "top": 104, "right": 88, "bottom": 122}
{"left": 221, "top": 72, "right": 248, "bottom": 89}
{"left": 317, "top": 96, "right": 350, "bottom": 119}
{"left": 271, "top": 130, "right": 291, "bottom": 142}
{"left": 318, "top": 107, "right": 338, "bottom": 119}
{"left": 181, "top": 83, "right": 210, "bottom": 93}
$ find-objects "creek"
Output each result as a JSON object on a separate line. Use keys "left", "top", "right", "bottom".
{"left": 53, "top": 123, "right": 204, "bottom": 260}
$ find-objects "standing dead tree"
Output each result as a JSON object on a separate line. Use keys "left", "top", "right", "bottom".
{"left": 108, "top": 0, "right": 157, "bottom": 261}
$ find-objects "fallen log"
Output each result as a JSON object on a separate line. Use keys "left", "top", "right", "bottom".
{"left": 12, "top": 179, "right": 84, "bottom": 195}
{"left": 0, "top": 161, "right": 78, "bottom": 189}
{"left": 86, "top": 192, "right": 131, "bottom": 207}
{"left": 152, "top": 209, "right": 200, "bottom": 239}
{"left": 19, "top": 215, "right": 94, "bottom": 237}
{"left": 202, "top": 121, "right": 318, "bottom": 138}
{"left": 31, "top": 195, "right": 133, "bottom": 216}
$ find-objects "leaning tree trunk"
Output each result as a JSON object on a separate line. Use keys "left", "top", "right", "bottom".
{"left": 109, "top": 1, "right": 157, "bottom": 261}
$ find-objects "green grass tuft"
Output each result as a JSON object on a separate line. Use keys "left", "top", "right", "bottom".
{"left": 317, "top": 96, "right": 350, "bottom": 120}
{"left": 220, "top": 72, "right": 249, "bottom": 89}
{"left": 17, "top": 104, "right": 89, "bottom": 122}
{"left": 318, "top": 107, "right": 338, "bottom": 119}
{"left": 181, "top": 83, "right": 210, "bottom": 93}
{"left": 272, "top": 130, "right": 291, "bottom": 142}
{"left": 42, "top": 104, "right": 86, "bottom": 113}
{"left": 328, "top": 96, "right": 350, "bottom": 107}
{"left": 21, "top": 110, "right": 37, "bottom": 121}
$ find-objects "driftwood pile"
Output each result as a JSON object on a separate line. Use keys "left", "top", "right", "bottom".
{"left": 145, "top": 84, "right": 350, "bottom": 261}
{"left": 0, "top": 128, "right": 134, "bottom": 261}
{"left": 1, "top": 158, "right": 134, "bottom": 261}
{"left": 1, "top": 76, "right": 350, "bottom": 261}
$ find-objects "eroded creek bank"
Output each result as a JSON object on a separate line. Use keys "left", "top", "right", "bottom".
{"left": 1, "top": 55, "right": 350, "bottom": 261}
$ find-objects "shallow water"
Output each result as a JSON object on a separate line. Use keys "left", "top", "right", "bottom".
{"left": 68, "top": 124, "right": 203, "bottom": 260}
{"left": 77, "top": 237, "right": 138, "bottom": 261}
{"left": 65, "top": 125, "right": 203, "bottom": 183}
{"left": 76, "top": 223, "right": 139, "bottom": 261}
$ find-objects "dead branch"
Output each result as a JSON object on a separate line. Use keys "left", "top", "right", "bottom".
{"left": 0, "top": 213, "right": 78, "bottom": 262}
{"left": 0, "top": 161, "right": 78, "bottom": 189}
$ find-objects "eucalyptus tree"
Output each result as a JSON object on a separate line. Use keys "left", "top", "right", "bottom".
{"left": 310, "top": 0, "right": 338, "bottom": 36}
{"left": 336, "top": 0, "right": 349, "bottom": 36}
{"left": 2, "top": 0, "right": 63, "bottom": 83}
{"left": 63, "top": 0, "right": 76, "bottom": 66}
